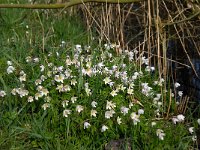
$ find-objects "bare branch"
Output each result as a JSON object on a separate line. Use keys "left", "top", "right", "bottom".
{"left": 0, "top": 0, "right": 143, "bottom": 9}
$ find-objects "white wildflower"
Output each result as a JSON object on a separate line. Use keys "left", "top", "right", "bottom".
{"left": 84, "top": 83, "right": 89, "bottom": 88}
{"left": 105, "top": 110, "right": 115, "bottom": 119}
{"left": 11, "top": 88, "right": 17, "bottom": 95}
{"left": 65, "top": 58, "right": 72, "bottom": 66}
{"left": 91, "top": 101, "right": 97, "bottom": 108}
{"left": 97, "top": 62, "right": 104, "bottom": 68}
{"left": 57, "top": 66, "right": 63, "bottom": 72}
{"left": 7, "top": 66, "right": 15, "bottom": 74}
{"left": 156, "top": 129, "right": 165, "bottom": 140}
{"left": 71, "top": 97, "right": 77, "bottom": 103}
{"left": 36, "top": 86, "right": 43, "bottom": 91}
{"left": 154, "top": 81, "right": 158, "bottom": 85}
{"left": 108, "top": 82, "right": 115, "bottom": 87}
{"left": 138, "top": 109, "right": 144, "bottom": 115}
{"left": 130, "top": 112, "right": 140, "bottom": 125}
{"left": 106, "top": 100, "right": 116, "bottom": 110}
{"left": 40, "top": 88, "right": 49, "bottom": 96}
{"left": 121, "top": 64, "right": 126, "bottom": 68}
{"left": 127, "top": 88, "right": 134, "bottom": 95}
{"left": 129, "top": 102, "right": 133, "bottom": 108}
{"left": 0, "top": 90, "right": 6, "bottom": 97}
{"left": 63, "top": 109, "right": 71, "bottom": 117}
{"left": 40, "top": 65, "right": 45, "bottom": 72}
{"left": 91, "top": 109, "right": 97, "bottom": 117}
{"left": 174, "top": 82, "right": 180, "bottom": 88}
{"left": 64, "top": 69, "right": 71, "bottom": 78}
{"left": 56, "top": 84, "right": 64, "bottom": 92}
{"left": 120, "top": 106, "right": 129, "bottom": 115}
{"left": 76, "top": 105, "right": 84, "bottom": 113}
{"left": 178, "top": 91, "right": 183, "bottom": 97}
{"left": 61, "top": 41, "right": 65, "bottom": 47}
{"left": 141, "top": 83, "right": 152, "bottom": 96}
{"left": 141, "top": 56, "right": 149, "bottom": 65}
{"left": 112, "top": 65, "right": 118, "bottom": 71}
{"left": 134, "top": 72, "right": 139, "bottom": 77}
{"left": 155, "top": 109, "right": 160, "bottom": 117}
{"left": 84, "top": 122, "right": 91, "bottom": 129}
{"left": 151, "top": 66, "right": 155, "bottom": 71}
{"left": 177, "top": 114, "right": 185, "bottom": 122}
{"left": 103, "top": 77, "right": 111, "bottom": 85}
{"left": 110, "top": 90, "right": 118, "bottom": 97}
{"left": 42, "top": 103, "right": 50, "bottom": 110}
{"left": 192, "top": 135, "right": 197, "bottom": 142}
{"left": 129, "top": 83, "right": 135, "bottom": 88}
{"left": 85, "top": 88, "right": 91, "bottom": 96}
{"left": 28, "top": 96, "right": 34, "bottom": 102}
{"left": 54, "top": 74, "right": 65, "bottom": 83}
{"left": 33, "top": 57, "right": 39, "bottom": 63}
{"left": 189, "top": 127, "right": 194, "bottom": 134}
{"left": 63, "top": 84, "right": 71, "bottom": 92}
{"left": 62, "top": 100, "right": 69, "bottom": 107}
{"left": 35, "top": 79, "right": 42, "bottom": 85}
{"left": 45, "top": 96, "right": 51, "bottom": 102}
{"left": 117, "top": 116, "right": 122, "bottom": 125}
{"left": 120, "top": 84, "right": 126, "bottom": 91}
{"left": 104, "top": 43, "right": 111, "bottom": 50}
{"left": 7, "top": 61, "right": 12, "bottom": 65}
{"left": 40, "top": 75, "right": 46, "bottom": 81}
{"left": 71, "top": 79, "right": 77, "bottom": 86}
{"left": 101, "top": 125, "right": 108, "bottom": 132}
{"left": 17, "top": 88, "right": 29, "bottom": 97}
{"left": 35, "top": 92, "right": 43, "bottom": 100}
{"left": 75, "top": 44, "right": 82, "bottom": 52}
{"left": 172, "top": 117, "right": 179, "bottom": 124}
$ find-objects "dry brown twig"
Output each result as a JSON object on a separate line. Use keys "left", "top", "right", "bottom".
{"left": 0, "top": 0, "right": 143, "bottom": 9}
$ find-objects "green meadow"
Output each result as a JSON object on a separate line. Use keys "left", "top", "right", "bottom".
{"left": 0, "top": 1, "right": 200, "bottom": 149}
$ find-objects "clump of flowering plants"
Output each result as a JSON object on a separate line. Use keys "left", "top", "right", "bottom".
{"left": 0, "top": 44, "right": 198, "bottom": 148}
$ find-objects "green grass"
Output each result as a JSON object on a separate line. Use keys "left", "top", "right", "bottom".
{"left": 0, "top": 1, "right": 200, "bottom": 150}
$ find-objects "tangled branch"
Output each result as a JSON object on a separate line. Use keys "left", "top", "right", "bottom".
{"left": 0, "top": 0, "right": 143, "bottom": 9}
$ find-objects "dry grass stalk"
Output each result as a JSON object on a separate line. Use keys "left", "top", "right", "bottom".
{"left": 177, "top": 96, "right": 190, "bottom": 114}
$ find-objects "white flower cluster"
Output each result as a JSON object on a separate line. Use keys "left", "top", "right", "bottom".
{"left": 0, "top": 90, "right": 6, "bottom": 97}
{"left": 7, "top": 61, "right": 15, "bottom": 74}
{"left": 156, "top": 129, "right": 165, "bottom": 140}
{"left": 141, "top": 83, "right": 152, "bottom": 96}
{"left": 172, "top": 114, "right": 185, "bottom": 124}
{"left": 3, "top": 43, "right": 182, "bottom": 138}
{"left": 188, "top": 127, "right": 197, "bottom": 142}
{"left": 130, "top": 109, "right": 144, "bottom": 125}
{"left": 11, "top": 87, "right": 29, "bottom": 98}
